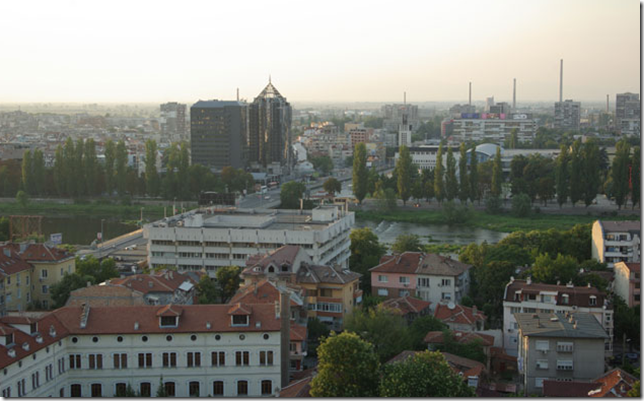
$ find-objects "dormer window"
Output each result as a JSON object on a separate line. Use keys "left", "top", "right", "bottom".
{"left": 4, "top": 334, "right": 13, "bottom": 345}
{"left": 268, "top": 266, "right": 275, "bottom": 273}
{"left": 160, "top": 316, "right": 178, "bottom": 327}
{"left": 589, "top": 296, "right": 597, "bottom": 306}
{"left": 232, "top": 315, "right": 249, "bottom": 326}
{"left": 561, "top": 294, "right": 569, "bottom": 305}
{"left": 281, "top": 264, "right": 289, "bottom": 273}
{"left": 30, "top": 323, "right": 38, "bottom": 334}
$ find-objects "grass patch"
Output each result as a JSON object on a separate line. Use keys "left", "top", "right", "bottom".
{"left": 356, "top": 209, "right": 640, "bottom": 233}
{"left": 0, "top": 201, "right": 167, "bottom": 220}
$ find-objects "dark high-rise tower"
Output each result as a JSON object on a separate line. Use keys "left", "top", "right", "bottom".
{"left": 248, "top": 79, "right": 292, "bottom": 174}
{"left": 190, "top": 100, "right": 248, "bottom": 170}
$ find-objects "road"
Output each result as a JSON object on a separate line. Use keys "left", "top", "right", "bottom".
{"left": 77, "top": 229, "right": 146, "bottom": 259}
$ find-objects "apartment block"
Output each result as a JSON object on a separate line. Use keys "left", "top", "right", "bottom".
{"left": 554, "top": 100, "right": 581, "bottom": 131}
{"left": 613, "top": 261, "right": 640, "bottom": 307}
{"left": 591, "top": 220, "right": 641, "bottom": 268}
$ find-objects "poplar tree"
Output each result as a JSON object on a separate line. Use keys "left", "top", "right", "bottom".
{"left": 611, "top": 140, "right": 631, "bottom": 210}
{"left": 445, "top": 146, "right": 457, "bottom": 201}
{"left": 434, "top": 144, "right": 444, "bottom": 203}
{"left": 32, "top": 149, "right": 45, "bottom": 196}
{"left": 555, "top": 144, "right": 570, "bottom": 207}
{"left": 458, "top": 143, "right": 469, "bottom": 203}
{"left": 396, "top": 145, "right": 413, "bottom": 205}
{"left": 84, "top": 139, "right": 98, "bottom": 196}
{"left": 352, "top": 143, "right": 368, "bottom": 204}
{"left": 115, "top": 140, "right": 128, "bottom": 196}
{"left": 569, "top": 140, "right": 583, "bottom": 206}
{"left": 63, "top": 138, "right": 76, "bottom": 196}
{"left": 145, "top": 139, "right": 160, "bottom": 197}
{"left": 632, "top": 146, "right": 640, "bottom": 209}
{"left": 582, "top": 140, "right": 601, "bottom": 207}
{"left": 469, "top": 148, "right": 479, "bottom": 204}
{"left": 53, "top": 145, "right": 65, "bottom": 196}
{"left": 74, "top": 138, "right": 85, "bottom": 197}
{"left": 104, "top": 140, "right": 116, "bottom": 195}
{"left": 21, "top": 150, "right": 32, "bottom": 195}
{"left": 491, "top": 146, "right": 502, "bottom": 197}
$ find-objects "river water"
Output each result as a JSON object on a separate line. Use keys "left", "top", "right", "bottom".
{"left": 354, "top": 219, "right": 508, "bottom": 246}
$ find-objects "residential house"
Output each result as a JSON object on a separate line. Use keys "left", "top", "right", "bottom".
{"left": 424, "top": 330, "right": 495, "bottom": 367}
{"left": 502, "top": 278, "right": 613, "bottom": 357}
{"left": 613, "top": 261, "right": 640, "bottom": 307}
{"left": 66, "top": 284, "right": 147, "bottom": 307}
{"left": 379, "top": 295, "right": 431, "bottom": 323}
{"left": 542, "top": 367, "right": 638, "bottom": 397}
{"left": 434, "top": 303, "right": 486, "bottom": 332}
{"left": 108, "top": 270, "right": 197, "bottom": 305}
{"left": 370, "top": 252, "right": 471, "bottom": 306}
{"left": 592, "top": 220, "right": 641, "bottom": 268}
{"left": 0, "top": 247, "right": 33, "bottom": 315}
{"left": 515, "top": 312, "right": 609, "bottom": 395}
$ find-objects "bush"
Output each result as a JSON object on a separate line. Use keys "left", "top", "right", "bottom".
{"left": 511, "top": 193, "right": 532, "bottom": 218}
{"left": 443, "top": 201, "right": 471, "bottom": 224}
{"left": 485, "top": 195, "right": 502, "bottom": 214}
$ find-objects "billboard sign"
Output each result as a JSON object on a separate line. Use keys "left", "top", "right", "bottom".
{"left": 50, "top": 233, "right": 63, "bottom": 245}
{"left": 512, "top": 114, "right": 529, "bottom": 120}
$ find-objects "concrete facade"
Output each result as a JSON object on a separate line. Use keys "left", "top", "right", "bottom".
{"left": 591, "top": 220, "right": 641, "bottom": 268}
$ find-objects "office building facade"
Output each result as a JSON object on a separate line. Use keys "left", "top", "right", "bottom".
{"left": 160, "top": 102, "right": 187, "bottom": 140}
{"left": 615, "top": 93, "right": 640, "bottom": 136}
{"left": 554, "top": 100, "right": 581, "bottom": 131}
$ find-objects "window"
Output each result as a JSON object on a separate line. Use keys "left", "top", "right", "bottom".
{"left": 189, "top": 381, "right": 200, "bottom": 397}
{"left": 162, "top": 352, "right": 177, "bottom": 367}
{"left": 232, "top": 315, "right": 249, "bottom": 326}
{"left": 45, "top": 364, "right": 53, "bottom": 381}
{"left": 140, "top": 382, "right": 151, "bottom": 397}
{"left": 17, "top": 379, "right": 25, "bottom": 397}
{"left": 536, "top": 340, "right": 550, "bottom": 351}
{"left": 2, "top": 388, "right": 10, "bottom": 398}
{"left": 88, "top": 354, "right": 103, "bottom": 369}
{"left": 319, "top": 288, "right": 333, "bottom": 297}
{"left": 441, "top": 292, "right": 452, "bottom": 300}
{"left": 114, "top": 353, "right": 127, "bottom": 369}
{"left": 164, "top": 382, "right": 176, "bottom": 397}
{"left": 378, "top": 275, "right": 388, "bottom": 283}
{"left": 58, "top": 357, "right": 65, "bottom": 374}
{"left": 557, "top": 360, "right": 573, "bottom": 371}
{"left": 236, "top": 351, "right": 250, "bottom": 366}
{"left": 41, "top": 270, "right": 48, "bottom": 278}
{"left": 212, "top": 351, "right": 225, "bottom": 367}
{"left": 91, "top": 383, "right": 102, "bottom": 397}
{"left": 69, "top": 354, "right": 81, "bottom": 369}
{"left": 399, "top": 290, "right": 410, "bottom": 296}
{"left": 441, "top": 279, "right": 451, "bottom": 287}
{"left": 261, "top": 380, "right": 272, "bottom": 395}
{"left": 399, "top": 276, "right": 410, "bottom": 285}
{"left": 259, "top": 351, "right": 274, "bottom": 366}
{"left": 418, "top": 277, "right": 430, "bottom": 287}
{"left": 213, "top": 381, "right": 224, "bottom": 396}
{"left": 589, "top": 296, "right": 597, "bottom": 306}
{"left": 115, "top": 383, "right": 127, "bottom": 397}
{"left": 536, "top": 359, "right": 549, "bottom": 370}
{"left": 377, "top": 288, "right": 389, "bottom": 296}
{"left": 138, "top": 353, "right": 152, "bottom": 368}
{"left": 160, "top": 316, "right": 177, "bottom": 327}
{"left": 187, "top": 352, "right": 201, "bottom": 367}
{"left": 523, "top": 308, "right": 536, "bottom": 313}
{"left": 557, "top": 342, "right": 574, "bottom": 353}
{"left": 70, "top": 384, "right": 82, "bottom": 397}
{"left": 31, "top": 371, "right": 39, "bottom": 389}
{"left": 237, "top": 381, "right": 248, "bottom": 396}
{"left": 561, "top": 294, "right": 569, "bottom": 304}
{"left": 510, "top": 307, "right": 521, "bottom": 314}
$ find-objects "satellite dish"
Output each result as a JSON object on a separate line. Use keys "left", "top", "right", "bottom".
{"left": 448, "top": 302, "right": 456, "bottom": 310}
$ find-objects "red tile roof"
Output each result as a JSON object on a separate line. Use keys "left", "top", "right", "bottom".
{"left": 543, "top": 380, "right": 601, "bottom": 397}
{"left": 110, "top": 270, "right": 195, "bottom": 295}
{"left": 590, "top": 368, "right": 637, "bottom": 397}
{"left": 623, "top": 262, "right": 641, "bottom": 274}
{"left": 66, "top": 284, "right": 146, "bottom": 307}
{"left": 227, "top": 303, "right": 252, "bottom": 315}
{"left": 380, "top": 296, "right": 431, "bottom": 316}
{"left": 434, "top": 303, "right": 486, "bottom": 326}
{"left": 10, "top": 243, "right": 73, "bottom": 262}
{"left": 424, "top": 330, "right": 494, "bottom": 347}
{"left": 156, "top": 304, "right": 183, "bottom": 317}
{"left": 279, "top": 376, "right": 313, "bottom": 397}
{"left": 290, "top": 323, "right": 307, "bottom": 342}
{"left": 370, "top": 252, "right": 471, "bottom": 276}
{"left": 230, "top": 279, "right": 303, "bottom": 307}
{"left": 370, "top": 252, "right": 424, "bottom": 274}
{"left": 0, "top": 246, "right": 33, "bottom": 276}
{"left": 504, "top": 279, "right": 608, "bottom": 308}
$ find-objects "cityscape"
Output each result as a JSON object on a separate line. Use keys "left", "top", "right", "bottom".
{"left": 0, "top": 0, "right": 640, "bottom": 398}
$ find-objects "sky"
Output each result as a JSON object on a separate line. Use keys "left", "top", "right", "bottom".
{"left": 0, "top": 0, "right": 640, "bottom": 104}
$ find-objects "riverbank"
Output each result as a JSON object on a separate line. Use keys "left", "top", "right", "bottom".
{"left": 0, "top": 201, "right": 167, "bottom": 220}
{"left": 356, "top": 209, "right": 641, "bottom": 233}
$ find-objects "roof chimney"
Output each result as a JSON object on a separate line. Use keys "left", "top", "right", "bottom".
{"left": 79, "top": 303, "right": 90, "bottom": 329}
{"left": 566, "top": 281, "right": 574, "bottom": 288}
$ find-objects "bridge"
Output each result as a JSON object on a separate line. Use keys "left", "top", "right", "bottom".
{"left": 77, "top": 228, "right": 145, "bottom": 260}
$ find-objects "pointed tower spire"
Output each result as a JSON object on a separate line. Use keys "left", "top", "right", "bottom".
{"left": 269, "top": 74, "right": 272, "bottom": 84}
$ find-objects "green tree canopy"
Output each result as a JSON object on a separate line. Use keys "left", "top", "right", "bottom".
{"left": 458, "top": 143, "right": 469, "bottom": 203}
{"left": 391, "top": 234, "right": 423, "bottom": 253}
{"left": 196, "top": 275, "right": 220, "bottom": 304}
{"left": 279, "top": 181, "right": 306, "bottom": 209}
{"left": 631, "top": 146, "right": 640, "bottom": 209}
{"left": 353, "top": 143, "right": 368, "bottom": 204}
{"left": 408, "top": 316, "right": 448, "bottom": 350}
{"left": 434, "top": 144, "right": 445, "bottom": 203}
{"left": 349, "top": 228, "right": 386, "bottom": 294}
{"left": 345, "top": 307, "right": 412, "bottom": 363}
{"left": 511, "top": 193, "right": 531, "bottom": 217}
{"left": 379, "top": 351, "right": 474, "bottom": 397}
{"left": 445, "top": 146, "right": 458, "bottom": 201}
{"left": 491, "top": 146, "right": 503, "bottom": 197}
{"left": 396, "top": 145, "right": 414, "bottom": 205}
{"left": 310, "top": 155, "right": 334, "bottom": 175}
{"left": 215, "top": 265, "right": 241, "bottom": 303}
{"left": 309, "top": 332, "right": 381, "bottom": 397}
{"left": 531, "top": 253, "right": 578, "bottom": 285}
{"left": 50, "top": 272, "right": 94, "bottom": 308}
{"left": 323, "top": 177, "right": 342, "bottom": 196}
{"left": 612, "top": 140, "right": 632, "bottom": 209}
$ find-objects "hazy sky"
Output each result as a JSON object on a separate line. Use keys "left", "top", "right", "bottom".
{"left": 0, "top": 0, "right": 640, "bottom": 104}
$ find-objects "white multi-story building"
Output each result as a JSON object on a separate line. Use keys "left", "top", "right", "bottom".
{"left": 144, "top": 206, "right": 353, "bottom": 277}
{"left": 394, "top": 145, "right": 460, "bottom": 171}
{"left": 442, "top": 113, "right": 537, "bottom": 143}
{"left": 591, "top": 220, "right": 641, "bottom": 268}
{"left": 554, "top": 99, "right": 581, "bottom": 131}
{"left": 502, "top": 278, "right": 613, "bottom": 358}
{"left": 0, "top": 301, "right": 289, "bottom": 398}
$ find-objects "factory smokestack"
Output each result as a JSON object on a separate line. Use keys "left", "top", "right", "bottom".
{"left": 513, "top": 78, "right": 516, "bottom": 109}
{"left": 559, "top": 59, "right": 563, "bottom": 102}
{"left": 606, "top": 94, "right": 609, "bottom": 113}
{"left": 469, "top": 82, "right": 472, "bottom": 106}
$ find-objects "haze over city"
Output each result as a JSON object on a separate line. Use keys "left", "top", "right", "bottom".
{"left": 0, "top": 0, "right": 639, "bottom": 104}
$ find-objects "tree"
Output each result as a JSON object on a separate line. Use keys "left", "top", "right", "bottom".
{"left": 531, "top": 253, "right": 579, "bottom": 285}
{"left": 445, "top": 146, "right": 458, "bottom": 201}
{"left": 632, "top": 146, "right": 640, "bottom": 209}
{"left": 411, "top": 180, "right": 423, "bottom": 203}
{"left": 145, "top": 139, "right": 160, "bottom": 197}
{"left": 115, "top": 140, "right": 128, "bottom": 196}
{"left": 196, "top": 275, "right": 220, "bottom": 304}
{"left": 627, "top": 381, "right": 640, "bottom": 397}
{"left": 408, "top": 316, "right": 448, "bottom": 350}
{"left": 434, "top": 144, "right": 444, "bottom": 203}
{"left": 50, "top": 273, "right": 92, "bottom": 308}
{"left": 612, "top": 140, "right": 631, "bottom": 209}
{"left": 353, "top": 143, "right": 368, "bottom": 204}
{"left": 216, "top": 265, "right": 241, "bottom": 303}
{"left": 280, "top": 181, "right": 306, "bottom": 209}
{"left": 74, "top": 138, "right": 85, "bottom": 197}
{"left": 491, "top": 146, "right": 502, "bottom": 197}
{"left": 469, "top": 148, "right": 479, "bottom": 203}
{"left": 350, "top": 228, "right": 386, "bottom": 295}
{"left": 16, "top": 190, "right": 29, "bottom": 208}
{"left": 104, "top": 140, "right": 116, "bottom": 195}
{"left": 555, "top": 144, "right": 570, "bottom": 207}
{"left": 156, "top": 377, "right": 169, "bottom": 397}
{"left": 569, "top": 140, "right": 583, "bottom": 206}
{"left": 485, "top": 195, "right": 502, "bottom": 214}
{"left": 310, "top": 155, "right": 334, "bottom": 175}
{"left": 345, "top": 307, "right": 412, "bottom": 363}
{"left": 32, "top": 149, "right": 45, "bottom": 196}
{"left": 511, "top": 193, "right": 531, "bottom": 217}
{"left": 21, "top": 150, "right": 32, "bottom": 195}
{"left": 396, "top": 145, "right": 413, "bottom": 205}
{"left": 458, "top": 143, "right": 469, "bottom": 203}
{"left": 582, "top": 140, "right": 601, "bottom": 207}
{"left": 309, "top": 332, "right": 380, "bottom": 397}
{"left": 508, "top": 128, "right": 519, "bottom": 149}
{"left": 323, "top": 177, "right": 341, "bottom": 196}
{"left": 53, "top": 145, "right": 65, "bottom": 196}
{"left": 379, "top": 351, "right": 474, "bottom": 397}
{"left": 391, "top": 234, "right": 422, "bottom": 253}
{"left": 84, "top": 139, "right": 99, "bottom": 196}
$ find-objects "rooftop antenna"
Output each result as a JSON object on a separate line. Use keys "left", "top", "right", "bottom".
{"left": 468, "top": 82, "right": 472, "bottom": 106}
{"left": 559, "top": 59, "right": 563, "bottom": 102}
{"left": 513, "top": 78, "right": 516, "bottom": 109}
